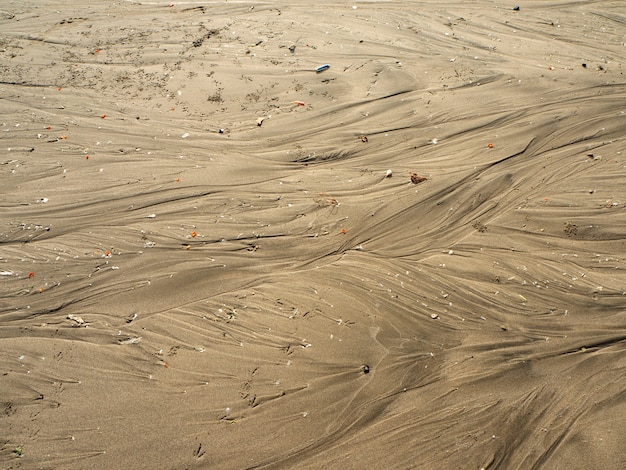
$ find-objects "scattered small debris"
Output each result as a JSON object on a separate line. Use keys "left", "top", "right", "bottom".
{"left": 360, "top": 135, "right": 368, "bottom": 142}
{"left": 256, "top": 117, "right": 265, "bottom": 126}
{"left": 385, "top": 169, "right": 393, "bottom": 178}
{"left": 361, "top": 364, "right": 370, "bottom": 374}
{"left": 564, "top": 222, "right": 578, "bottom": 238}
{"left": 288, "top": 44, "right": 296, "bottom": 53}
{"left": 314, "top": 194, "right": 339, "bottom": 207}
{"left": 430, "top": 313, "right": 439, "bottom": 319}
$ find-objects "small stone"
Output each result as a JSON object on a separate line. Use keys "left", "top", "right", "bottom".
{"left": 411, "top": 173, "right": 428, "bottom": 184}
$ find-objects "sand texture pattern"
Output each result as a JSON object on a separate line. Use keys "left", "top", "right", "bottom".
{"left": 1, "top": 1, "right": 625, "bottom": 468}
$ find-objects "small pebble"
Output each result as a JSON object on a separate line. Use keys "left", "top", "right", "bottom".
{"left": 410, "top": 173, "right": 428, "bottom": 184}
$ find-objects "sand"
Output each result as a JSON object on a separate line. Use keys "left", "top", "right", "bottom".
{"left": 1, "top": 0, "right": 625, "bottom": 468}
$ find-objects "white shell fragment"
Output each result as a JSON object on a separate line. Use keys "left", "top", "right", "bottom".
{"left": 67, "top": 314, "right": 86, "bottom": 326}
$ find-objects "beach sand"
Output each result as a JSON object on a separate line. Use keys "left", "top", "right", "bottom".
{"left": 1, "top": 1, "right": 625, "bottom": 468}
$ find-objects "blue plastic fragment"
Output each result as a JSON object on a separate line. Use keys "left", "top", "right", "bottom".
{"left": 315, "top": 64, "right": 330, "bottom": 73}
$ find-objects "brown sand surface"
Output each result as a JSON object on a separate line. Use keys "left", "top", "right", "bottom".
{"left": 1, "top": 0, "right": 625, "bottom": 468}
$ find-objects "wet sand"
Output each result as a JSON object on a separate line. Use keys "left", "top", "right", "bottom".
{"left": 1, "top": 1, "right": 625, "bottom": 468}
